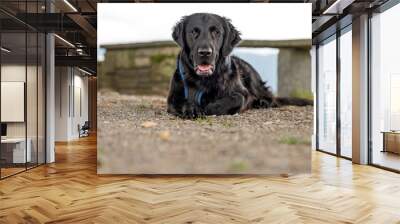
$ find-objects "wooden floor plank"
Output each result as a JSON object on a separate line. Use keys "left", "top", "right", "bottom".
{"left": 0, "top": 134, "right": 400, "bottom": 223}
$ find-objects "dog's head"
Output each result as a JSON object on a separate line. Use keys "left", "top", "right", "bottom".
{"left": 172, "top": 13, "right": 241, "bottom": 77}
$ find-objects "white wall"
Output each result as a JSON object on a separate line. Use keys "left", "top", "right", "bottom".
{"left": 55, "top": 67, "right": 70, "bottom": 141}
{"left": 55, "top": 67, "right": 89, "bottom": 141}
{"left": 1, "top": 65, "right": 33, "bottom": 138}
{"left": 71, "top": 73, "right": 89, "bottom": 138}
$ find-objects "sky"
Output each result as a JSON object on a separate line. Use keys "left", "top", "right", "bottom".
{"left": 97, "top": 3, "right": 311, "bottom": 47}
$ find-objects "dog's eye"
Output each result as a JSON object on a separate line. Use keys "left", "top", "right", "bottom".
{"left": 191, "top": 28, "right": 200, "bottom": 38}
{"left": 210, "top": 27, "right": 220, "bottom": 36}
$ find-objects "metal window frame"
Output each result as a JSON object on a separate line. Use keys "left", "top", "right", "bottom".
{"left": 315, "top": 19, "right": 353, "bottom": 161}
{"left": 315, "top": 33, "right": 338, "bottom": 156}
{"left": 338, "top": 23, "right": 353, "bottom": 160}
{"left": 315, "top": 0, "right": 400, "bottom": 173}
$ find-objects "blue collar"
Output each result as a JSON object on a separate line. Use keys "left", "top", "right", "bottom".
{"left": 177, "top": 56, "right": 235, "bottom": 106}
{"left": 177, "top": 59, "right": 204, "bottom": 106}
{"left": 177, "top": 59, "right": 189, "bottom": 99}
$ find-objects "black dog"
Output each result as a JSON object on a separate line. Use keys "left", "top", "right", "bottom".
{"left": 167, "top": 13, "right": 312, "bottom": 118}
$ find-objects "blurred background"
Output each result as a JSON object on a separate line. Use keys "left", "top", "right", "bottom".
{"left": 97, "top": 3, "right": 313, "bottom": 100}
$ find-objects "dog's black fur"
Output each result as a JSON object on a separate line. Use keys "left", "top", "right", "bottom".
{"left": 167, "top": 13, "right": 312, "bottom": 118}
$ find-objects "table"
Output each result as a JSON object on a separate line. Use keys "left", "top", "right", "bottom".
{"left": 1, "top": 138, "right": 31, "bottom": 163}
{"left": 381, "top": 131, "right": 400, "bottom": 154}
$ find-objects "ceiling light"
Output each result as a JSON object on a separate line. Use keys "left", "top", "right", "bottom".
{"left": 323, "top": 0, "right": 355, "bottom": 15}
{"left": 1, "top": 47, "right": 11, "bottom": 53}
{"left": 76, "top": 48, "right": 85, "bottom": 55}
{"left": 323, "top": 0, "right": 341, "bottom": 14}
{"left": 63, "top": 0, "right": 78, "bottom": 12}
{"left": 78, "top": 67, "right": 93, "bottom": 76}
{"left": 54, "top": 34, "right": 75, "bottom": 48}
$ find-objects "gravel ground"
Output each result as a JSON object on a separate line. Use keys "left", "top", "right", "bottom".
{"left": 97, "top": 91, "right": 313, "bottom": 174}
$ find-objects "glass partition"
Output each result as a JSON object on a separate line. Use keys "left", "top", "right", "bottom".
{"left": 317, "top": 35, "right": 337, "bottom": 154}
{"left": 26, "top": 0, "right": 44, "bottom": 169}
{"left": 339, "top": 27, "right": 352, "bottom": 158}
{"left": 0, "top": 2, "right": 46, "bottom": 179}
{"left": 371, "top": 4, "right": 400, "bottom": 171}
{"left": 1, "top": 30, "right": 28, "bottom": 177}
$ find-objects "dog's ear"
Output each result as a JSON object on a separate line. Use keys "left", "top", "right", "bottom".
{"left": 172, "top": 16, "right": 186, "bottom": 48}
{"left": 221, "top": 17, "right": 241, "bottom": 57}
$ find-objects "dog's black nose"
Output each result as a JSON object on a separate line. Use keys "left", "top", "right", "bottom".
{"left": 198, "top": 48, "right": 212, "bottom": 57}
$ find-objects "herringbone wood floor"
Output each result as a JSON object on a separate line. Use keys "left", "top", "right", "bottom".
{"left": 1, "top": 135, "right": 400, "bottom": 224}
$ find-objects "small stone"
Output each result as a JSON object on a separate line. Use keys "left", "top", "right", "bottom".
{"left": 159, "top": 130, "right": 171, "bottom": 141}
{"left": 141, "top": 121, "right": 157, "bottom": 128}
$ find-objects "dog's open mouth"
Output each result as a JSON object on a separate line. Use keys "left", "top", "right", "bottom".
{"left": 195, "top": 64, "right": 214, "bottom": 76}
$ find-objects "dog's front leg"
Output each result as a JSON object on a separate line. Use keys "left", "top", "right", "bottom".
{"left": 204, "top": 92, "right": 245, "bottom": 116}
{"left": 167, "top": 74, "right": 205, "bottom": 118}
{"left": 168, "top": 90, "right": 204, "bottom": 119}
{"left": 169, "top": 94, "right": 205, "bottom": 120}
{"left": 180, "top": 88, "right": 206, "bottom": 119}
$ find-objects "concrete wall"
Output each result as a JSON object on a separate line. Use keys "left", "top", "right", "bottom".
{"left": 278, "top": 48, "right": 312, "bottom": 98}
{"left": 100, "top": 46, "right": 179, "bottom": 96}
{"left": 100, "top": 42, "right": 312, "bottom": 99}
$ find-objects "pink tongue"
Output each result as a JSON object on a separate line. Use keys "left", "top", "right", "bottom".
{"left": 197, "top": 65, "right": 212, "bottom": 71}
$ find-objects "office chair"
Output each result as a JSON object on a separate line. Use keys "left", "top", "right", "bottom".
{"left": 79, "top": 121, "right": 90, "bottom": 138}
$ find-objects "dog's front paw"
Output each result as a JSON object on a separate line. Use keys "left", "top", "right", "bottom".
{"left": 181, "top": 102, "right": 205, "bottom": 119}
{"left": 204, "top": 104, "right": 225, "bottom": 116}
{"left": 258, "top": 99, "right": 278, "bottom": 108}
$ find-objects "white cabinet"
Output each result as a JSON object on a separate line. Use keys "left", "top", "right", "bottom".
{"left": 1, "top": 138, "right": 32, "bottom": 163}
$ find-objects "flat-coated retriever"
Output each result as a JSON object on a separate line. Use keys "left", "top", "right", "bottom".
{"left": 167, "top": 13, "right": 312, "bottom": 118}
